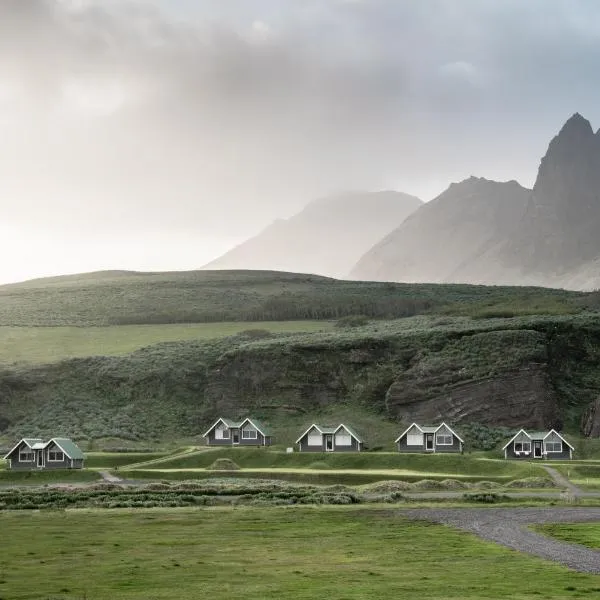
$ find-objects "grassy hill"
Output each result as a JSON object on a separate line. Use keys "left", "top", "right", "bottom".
{"left": 0, "top": 269, "right": 585, "bottom": 327}
{"left": 2, "top": 311, "right": 600, "bottom": 444}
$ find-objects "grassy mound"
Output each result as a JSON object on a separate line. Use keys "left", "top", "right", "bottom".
{"left": 208, "top": 458, "right": 241, "bottom": 471}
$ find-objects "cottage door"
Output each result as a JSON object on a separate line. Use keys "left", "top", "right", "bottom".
{"left": 325, "top": 435, "right": 334, "bottom": 452}
{"left": 533, "top": 441, "right": 542, "bottom": 458}
{"left": 36, "top": 450, "right": 44, "bottom": 468}
{"left": 425, "top": 435, "right": 434, "bottom": 451}
{"left": 232, "top": 430, "right": 240, "bottom": 444}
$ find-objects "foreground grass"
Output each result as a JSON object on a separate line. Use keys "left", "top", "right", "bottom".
{"left": 536, "top": 523, "right": 600, "bottom": 549}
{"left": 0, "top": 321, "right": 332, "bottom": 364}
{"left": 0, "top": 507, "right": 598, "bottom": 599}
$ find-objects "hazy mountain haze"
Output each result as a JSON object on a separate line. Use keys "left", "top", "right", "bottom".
{"left": 203, "top": 191, "right": 422, "bottom": 277}
{"left": 2, "top": 1, "right": 600, "bottom": 283}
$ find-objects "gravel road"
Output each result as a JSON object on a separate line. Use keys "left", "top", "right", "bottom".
{"left": 399, "top": 507, "right": 600, "bottom": 573}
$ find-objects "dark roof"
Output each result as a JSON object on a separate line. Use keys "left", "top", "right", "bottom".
{"left": 50, "top": 438, "right": 84, "bottom": 460}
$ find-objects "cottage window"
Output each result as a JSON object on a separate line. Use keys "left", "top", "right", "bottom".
{"left": 545, "top": 441, "right": 562, "bottom": 453}
{"left": 514, "top": 442, "right": 531, "bottom": 452}
{"left": 242, "top": 429, "right": 257, "bottom": 439}
{"left": 407, "top": 433, "right": 423, "bottom": 446}
{"left": 335, "top": 432, "right": 352, "bottom": 446}
{"left": 436, "top": 434, "right": 453, "bottom": 445}
{"left": 216, "top": 425, "right": 230, "bottom": 440}
{"left": 307, "top": 432, "right": 322, "bottom": 446}
{"left": 19, "top": 450, "right": 34, "bottom": 462}
{"left": 48, "top": 450, "right": 64, "bottom": 462}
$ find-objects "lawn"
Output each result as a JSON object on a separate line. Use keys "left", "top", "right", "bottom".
{"left": 84, "top": 452, "right": 170, "bottom": 469}
{"left": 142, "top": 448, "right": 546, "bottom": 478}
{"left": 0, "top": 321, "right": 332, "bottom": 364}
{"left": 551, "top": 464, "right": 600, "bottom": 490}
{"left": 536, "top": 522, "right": 600, "bottom": 549}
{"left": 0, "top": 469, "right": 101, "bottom": 484}
{"left": 0, "top": 507, "right": 598, "bottom": 599}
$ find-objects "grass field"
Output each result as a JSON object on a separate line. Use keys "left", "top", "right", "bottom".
{"left": 0, "top": 321, "right": 332, "bottom": 364}
{"left": 536, "top": 523, "right": 600, "bottom": 549}
{"left": 0, "top": 469, "right": 101, "bottom": 484}
{"left": 84, "top": 452, "right": 171, "bottom": 468}
{"left": 140, "top": 448, "right": 545, "bottom": 477}
{"left": 552, "top": 464, "right": 600, "bottom": 490}
{"left": 0, "top": 507, "right": 598, "bottom": 599}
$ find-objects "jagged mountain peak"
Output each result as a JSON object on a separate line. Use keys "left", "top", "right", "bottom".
{"left": 558, "top": 112, "right": 594, "bottom": 137}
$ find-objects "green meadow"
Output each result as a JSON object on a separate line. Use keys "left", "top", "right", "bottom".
{"left": 0, "top": 507, "right": 598, "bottom": 600}
{"left": 0, "top": 321, "right": 332, "bottom": 364}
{"left": 537, "top": 522, "right": 600, "bottom": 549}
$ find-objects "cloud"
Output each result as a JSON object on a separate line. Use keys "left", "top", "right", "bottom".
{"left": 1, "top": 0, "right": 600, "bottom": 281}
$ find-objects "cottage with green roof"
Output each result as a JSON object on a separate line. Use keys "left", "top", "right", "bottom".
{"left": 502, "top": 429, "right": 573, "bottom": 460}
{"left": 203, "top": 418, "right": 272, "bottom": 446}
{"left": 395, "top": 423, "right": 464, "bottom": 453}
{"left": 296, "top": 424, "right": 363, "bottom": 452}
{"left": 3, "top": 437, "right": 84, "bottom": 470}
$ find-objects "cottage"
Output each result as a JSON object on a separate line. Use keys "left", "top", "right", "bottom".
{"left": 502, "top": 429, "right": 573, "bottom": 460}
{"left": 203, "top": 418, "right": 272, "bottom": 446}
{"left": 3, "top": 438, "right": 85, "bottom": 470}
{"left": 296, "top": 424, "right": 363, "bottom": 452}
{"left": 395, "top": 423, "right": 464, "bottom": 453}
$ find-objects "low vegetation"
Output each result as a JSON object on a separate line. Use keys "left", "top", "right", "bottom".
{"left": 1, "top": 506, "right": 599, "bottom": 599}
{"left": 536, "top": 523, "right": 600, "bottom": 549}
{"left": 0, "top": 270, "right": 584, "bottom": 326}
{"left": 0, "top": 469, "right": 101, "bottom": 484}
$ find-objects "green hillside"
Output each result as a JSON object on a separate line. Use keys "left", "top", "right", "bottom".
{"left": 0, "top": 269, "right": 584, "bottom": 326}
{"left": 2, "top": 311, "right": 600, "bottom": 444}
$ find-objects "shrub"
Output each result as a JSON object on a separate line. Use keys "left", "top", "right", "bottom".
{"left": 463, "top": 492, "right": 510, "bottom": 503}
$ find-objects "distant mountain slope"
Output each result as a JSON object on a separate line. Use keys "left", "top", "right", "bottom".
{"left": 351, "top": 177, "right": 531, "bottom": 283}
{"left": 203, "top": 191, "right": 422, "bottom": 277}
{"left": 352, "top": 113, "right": 600, "bottom": 290}
{"left": 474, "top": 113, "right": 600, "bottom": 289}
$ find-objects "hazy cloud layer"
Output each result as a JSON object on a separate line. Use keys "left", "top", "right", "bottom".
{"left": 1, "top": 0, "right": 600, "bottom": 281}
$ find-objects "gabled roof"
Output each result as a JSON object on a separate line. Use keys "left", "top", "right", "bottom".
{"left": 3, "top": 438, "right": 43, "bottom": 460}
{"left": 202, "top": 417, "right": 238, "bottom": 438}
{"left": 395, "top": 422, "right": 464, "bottom": 443}
{"left": 239, "top": 418, "right": 272, "bottom": 437}
{"left": 543, "top": 429, "right": 575, "bottom": 450}
{"left": 203, "top": 417, "right": 271, "bottom": 438}
{"left": 334, "top": 424, "right": 362, "bottom": 443}
{"left": 49, "top": 438, "right": 84, "bottom": 460}
{"left": 295, "top": 423, "right": 361, "bottom": 444}
{"left": 501, "top": 429, "right": 531, "bottom": 450}
{"left": 435, "top": 422, "right": 464, "bottom": 443}
{"left": 502, "top": 429, "right": 574, "bottom": 451}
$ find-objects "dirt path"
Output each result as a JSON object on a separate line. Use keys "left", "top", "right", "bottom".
{"left": 399, "top": 507, "right": 600, "bottom": 574}
{"left": 543, "top": 465, "right": 583, "bottom": 497}
{"left": 99, "top": 470, "right": 122, "bottom": 483}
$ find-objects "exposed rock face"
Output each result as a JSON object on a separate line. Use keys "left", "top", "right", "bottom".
{"left": 581, "top": 398, "right": 600, "bottom": 438}
{"left": 351, "top": 113, "right": 600, "bottom": 290}
{"left": 203, "top": 191, "right": 422, "bottom": 278}
{"left": 385, "top": 367, "right": 559, "bottom": 428}
{"left": 350, "top": 177, "right": 530, "bottom": 283}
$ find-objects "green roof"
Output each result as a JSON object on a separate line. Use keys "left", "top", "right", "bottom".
{"left": 245, "top": 419, "right": 272, "bottom": 436}
{"left": 23, "top": 438, "right": 43, "bottom": 447}
{"left": 339, "top": 424, "right": 362, "bottom": 442}
{"left": 51, "top": 438, "right": 84, "bottom": 460}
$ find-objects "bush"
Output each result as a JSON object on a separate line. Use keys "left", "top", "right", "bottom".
{"left": 463, "top": 492, "right": 510, "bottom": 503}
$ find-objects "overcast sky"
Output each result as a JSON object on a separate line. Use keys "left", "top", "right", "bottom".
{"left": 1, "top": 0, "right": 600, "bottom": 284}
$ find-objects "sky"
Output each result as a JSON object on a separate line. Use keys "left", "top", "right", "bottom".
{"left": 1, "top": 0, "right": 600, "bottom": 283}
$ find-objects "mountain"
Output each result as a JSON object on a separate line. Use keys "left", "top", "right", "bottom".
{"left": 351, "top": 177, "right": 531, "bottom": 283}
{"left": 203, "top": 191, "right": 422, "bottom": 278}
{"left": 479, "top": 113, "right": 600, "bottom": 289}
{"left": 352, "top": 113, "right": 600, "bottom": 290}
